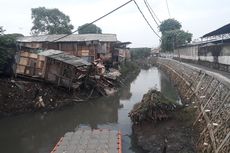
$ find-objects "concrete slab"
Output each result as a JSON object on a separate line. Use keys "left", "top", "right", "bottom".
{"left": 50, "top": 129, "right": 122, "bottom": 153}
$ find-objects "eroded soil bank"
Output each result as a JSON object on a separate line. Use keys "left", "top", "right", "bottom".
{"left": 130, "top": 73, "right": 199, "bottom": 153}
{"left": 133, "top": 106, "right": 198, "bottom": 153}
{"left": 0, "top": 78, "right": 76, "bottom": 116}
{"left": 0, "top": 61, "right": 140, "bottom": 117}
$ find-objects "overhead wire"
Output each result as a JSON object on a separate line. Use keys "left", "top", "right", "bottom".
{"left": 144, "top": 0, "right": 161, "bottom": 24}
{"left": 133, "top": 0, "right": 161, "bottom": 39}
{"left": 165, "top": 0, "right": 171, "bottom": 18}
{"left": 143, "top": 0, "right": 159, "bottom": 27}
{"left": 51, "top": 0, "right": 134, "bottom": 42}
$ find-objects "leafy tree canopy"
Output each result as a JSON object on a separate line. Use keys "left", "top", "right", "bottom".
{"left": 78, "top": 23, "right": 102, "bottom": 34}
{"left": 0, "top": 26, "right": 5, "bottom": 35}
{"left": 0, "top": 33, "right": 23, "bottom": 46}
{"left": 159, "top": 18, "right": 181, "bottom": 33}
{"left": 31, "top": 7, "right": 74, "bottom": 35}
{"left": 0, "top": 31, "right": 23, "bottom": 75}
{"left": 159, "top": 19, "right": 192, "bottom": 52}
{"left": 161, "top": 30, "right": 192, "bottom": 51}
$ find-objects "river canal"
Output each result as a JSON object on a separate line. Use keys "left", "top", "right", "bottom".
{"left": 0, "top": 67, "right": 180, "bottom": 153}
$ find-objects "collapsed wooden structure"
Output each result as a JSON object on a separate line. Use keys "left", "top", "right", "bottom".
{"left": 14, "top": 34, "right": 131, "bottom": 95}
{"left": 15, "top": 49, "right": 119, "bottom": 96}
{"left": 15, "top": 49, "right": 91, "bottom": 89}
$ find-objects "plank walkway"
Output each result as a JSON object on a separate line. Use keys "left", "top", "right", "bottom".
{"left": 50, "top": 129, "right": 122, "bottom": 153}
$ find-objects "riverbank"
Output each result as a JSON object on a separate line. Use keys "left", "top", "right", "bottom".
{"left": 129, "top": 64, "right": 199, "bottom": 152}
{"left": 129, "top": 59, "right": 199, "bottom": 153}
{"left": 154, "top": 58, "right": 230, "bottom": 153}
{"left": 119, "top": 61, "right": 140, "bottom": 83}
{"left": 0, "top": 78, "right": 75, "bottom": 117}
{"left": 0, "top": 67, "right": 163, "bottom": 153}
{"left": 0, "top": 61, "right": 140, "bottom": 117}
{"left": 132, "top": 105, "right": 198, "bottom": 153}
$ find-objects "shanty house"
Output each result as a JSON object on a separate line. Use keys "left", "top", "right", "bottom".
{"left": 15, "top": 51, "right": 46, "bottom": 77}
{"left": 16, "top": 34, "right": 118, "bottom": 63}
{"left": 15, "top": 49, "right": 91, "bottom": 89}
{"left": 112, "top": 42, "right": 131, "bottom": 63}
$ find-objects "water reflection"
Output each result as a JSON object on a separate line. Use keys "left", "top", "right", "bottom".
{"left": 0, "top": 97, "right": 120, "bottom": 153}
{"left": 118, "top": 68, "right": 161, "bottom": 153}
{"left": 160, "top": 69, "right": 181, "bottom": 102}
{"left": 119, "top": 84, "right": 132, "bottom": 100}
{"left": 0, "top": 67, "right": 180, "bottom": 153}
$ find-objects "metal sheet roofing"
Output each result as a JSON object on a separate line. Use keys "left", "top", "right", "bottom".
{"left": 38, "top": 50, "right": 91, "bottom": 67}
{"left": 177, "top": 37, "right": 230, "bottom": 49}
{"left": 202, "top": 23, "right": 230, "bottom": 38}
{"left": 17, "top": 34, "right": 117, "bottom": 43}
{"left": 38, "top": 49, "right": 63, "bottom": 56}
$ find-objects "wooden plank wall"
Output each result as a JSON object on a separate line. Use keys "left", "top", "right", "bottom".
{"left": 16, "top": 51, "right": 45, "bottom": 77}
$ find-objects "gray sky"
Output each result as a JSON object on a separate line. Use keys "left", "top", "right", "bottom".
{"left": 0, "top": 0, "right": 229, "bottom": 47}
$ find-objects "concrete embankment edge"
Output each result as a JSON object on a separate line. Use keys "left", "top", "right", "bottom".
{"left": 156, "top": 58, "right": 230, "bottom": 153}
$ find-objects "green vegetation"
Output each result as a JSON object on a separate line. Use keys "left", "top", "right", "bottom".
{"left": 130, "top": 47, "right": 151, "bottom": 60}
{"left": 31, "top": 7, "right": 74, "bottom": 35}
{"left": 0, "top": 26, "right": 5, "bottom": 35}
{"left": 120, "top": 61, "right": 140, "bottom": 78}
{"left": 0, "top": 29, "right": 23, "bottom": 75}
{"left": 160, "top": 19, "right": 192, "bottom": 52}
{"left": 159, "top": 19, "right": 182, "bottom": 33}
{"left": 78, "top": 23, "right": 102, "bottom": 34}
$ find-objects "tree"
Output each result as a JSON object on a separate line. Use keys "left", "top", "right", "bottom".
{"left": 0, "top": 33, "right": 23, "bottom": 75}
{"left": 159, "top": 19, "right": 192, "bottom": 52}
{"left": 31, "top": 7, "right": 74, "bottom": 35}
{"left": 78, "top": 23, "right": 102, "bottom": 34}
{"left": 159, "top": 19, "right": 181, "bottom": 34}
{"left": 0, "top": 26, "right": 5, "bottom": 35}
{"left": 161, "top": 30, "right": 192, "bottom": 51}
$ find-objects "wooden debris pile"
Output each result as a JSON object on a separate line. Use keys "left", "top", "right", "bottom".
{"left": 84, "top": 75, "right": 116, "bottom": 96}
{"left": 129, "top": 89, "right": 179, "bottom": 124}
{"left": 81, "top": 64, "right": 118, "bottom": 97}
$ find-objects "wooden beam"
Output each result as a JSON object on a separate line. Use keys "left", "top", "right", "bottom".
{"left": 200, "top": 105, "right": 217, "bottom": 152}
{"left": 216, "top": 132, "right": 230, "bottom": 153}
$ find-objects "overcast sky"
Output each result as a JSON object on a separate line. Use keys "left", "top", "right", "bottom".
{"left": 0, "top": 0, "right": 229, "bottom": 47}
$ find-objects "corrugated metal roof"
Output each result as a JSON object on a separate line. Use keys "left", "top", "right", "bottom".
{"left": 202, "top": 23, "right": 230, "bottom": 38}
{"left": 38, "top": 49, "right": 63, "bottom": 56}
{"left": 38, "top": 50, "right": 91, "bottom": 67}
{"left": 17, "top": 34, "right": 117, "bottom": 43}
{"left": 49, "top": 54, "right": 91, "bottom": 67}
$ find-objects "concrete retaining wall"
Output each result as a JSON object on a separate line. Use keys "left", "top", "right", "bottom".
{"left": 157, "top": 58, "right": 230, "bottom": 153}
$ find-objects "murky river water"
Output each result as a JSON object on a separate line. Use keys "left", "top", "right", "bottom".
{"left": 0, "top": 67, "right": 180, "bottom": 153}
